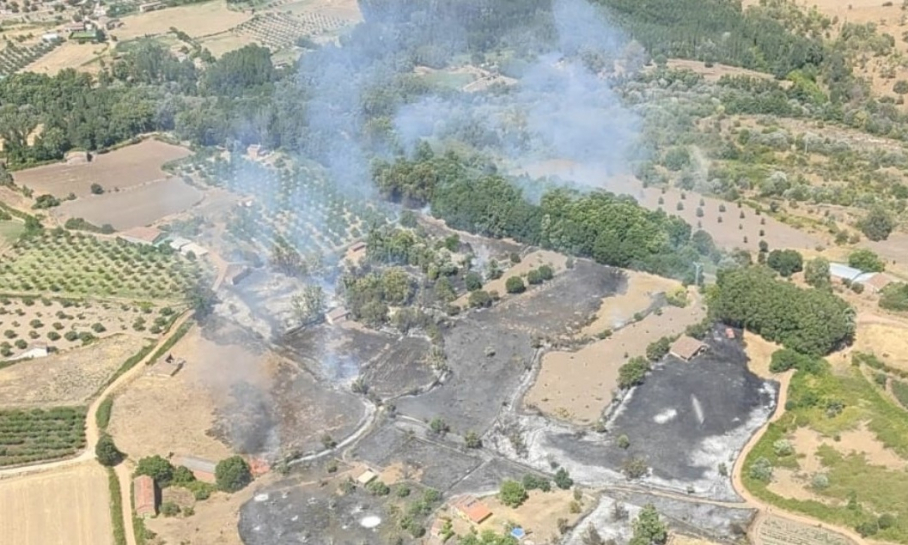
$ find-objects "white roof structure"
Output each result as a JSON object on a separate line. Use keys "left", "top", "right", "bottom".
{"left": 829, "top": 263, "right": 862, "bottom": 281}
{"left": 180, "top": 243, "right": 208, "bottom": 257}
{"left": 169, "top": 237, "right": 191, "bottom": 250}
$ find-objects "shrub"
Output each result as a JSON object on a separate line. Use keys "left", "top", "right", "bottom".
{"left": 91, "top": 322, "right": 106, "bottom": 333}
{"left": 618, "top": 357, "right": 651, "bottom": 389}
{"left": 47, "top": 331, "right": 60, "bottom": 341}
{"left": 160, "top": 502, "right": 180, "bottom": 517}
{"left": 554, "top": 467, "right": 574, "bottom": 489}
{"left": 773, "top": 439, "right": 794, "bottom": 456}
{"left": 526, "top": 269, "right": 543, "bottom": 285}
{"left": 622, "top": 457, "right": 648, "bottom": 479}
{"left": 538, "top": 264, "right": 554, "bottom": 280}
{"left": 811, "top": 473, "right": 829, "bottom": 490}
{"left": 215, "top": 456, "right": 252, "bottom": 493}
{"left": 64, "top": 330, "right": 78, "bottom": 342}
{"left": 522, "top": 473, "right": 551, "bottom": 492}
{"left": 878, "top": 514, "right": 897, "bottom": 530}
{"left": 879, "top": 283, "right": 908, "bottom": 311}
{"left": 749, "top": 457, "right": 773, "bottom": 482}
{"left": 848, "top": 249, "right": 885, "bottom": 273}
{"left": 468, "top": 290, "right": 492, "bottom": 308}
{"left": 90, "top": 183, "right": 104, "bottom": 195}
{"left": 136, "top": 455, "right": 175, "bottom": 486}
{"left": 505, "top": 276, "right": 526, "bottom": 294}
{"left": 617, "top": 434, "right": 631, "bottom": 449}
{"left": 464, "top": 430, "right": 482, "bottom": 449}
{"left": 95, "top": 434, "right": 124, "bottom": 466}
{"left": 499, "top": 479, "right": 528, "bottom": 507}
{"left": 464, "top": 272, "right": 482, "bottom": 291}
{"left": 645, "top": 337, "right": 672, "bottom": 362}
{"left": 367, "top": 480, "right": 391, "bottom": 496}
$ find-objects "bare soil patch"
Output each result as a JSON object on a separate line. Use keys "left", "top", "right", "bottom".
{"left": 580, "top": 271, "right": 681, "bottom": 337}
{"left": 115, "top": 1, "right": 252, "bottom": 40}
{"left": 0, "top": 461, "right": 113, "bottom": 545}
{"left": 754, "top": 514, "right": 855, "bottom": 545}
{"left": 767, "top": 468, "right": 834, "bottom": 504}
{"left": 13, "top": 139, "right": 191, "bottom": 198}
{"left": 24, "top": 41, "right": 107, "bottom": 75}
{"left": 53, "top": 176, "right": 202, "bottom": 230}
{"left": 664, "top": 59, "right": 780, "bottom": 83}
{"left": 526, "top": 290, "right": 704, "bottom": 424}
{"left": 790, "top": 423, "right": 907, "bottom": 473}
{"left": 742, "top": 331, "right": 783, "bottom": 380}
{"left": 0, "top": 334, "right": 148, "bottom": 407}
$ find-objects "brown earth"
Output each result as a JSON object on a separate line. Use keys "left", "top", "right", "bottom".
{"left": 742, "top": 331, "right": 783, "bottom": 379}
{"left": 0, "top": 461, "right": 113, "bottom": 545}
{"left": 13, "top": 139, "right": 191, "bottom": 198}
{"left": 106, "top": 327, "right": 239, "bottom": 462}
{"left": 114, "top": 1, "right": 252, "bottom": 40}
{"left": 0, "top": 334, "right": 149, "bottom": 407}
{"left": 24, "top": 41, "right": 108, "bottom": 75}
{"left": 664, "top": 59, "right": 782, "bottom": 83}
{"left": 525, "top": 289, "right": 705, "bottom": 424}
{"left": 52, "top": 176, "right": 203, "bottom": 230}
{"left": 580, "top": 271, "right": 682, "bottom": 337}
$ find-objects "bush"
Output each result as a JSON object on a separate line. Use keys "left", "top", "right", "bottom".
{"left": 367, "top": 479, "right": 391, "bottom": 496}
{"left": 811, "top": 473, "right": 829, "bottom": 490}
{"left": 859, "top": 207, "right": 895, "bottom": 242}
{"left": 499, "top": 479, "right": 528, "bottom": 507}
{"left": 622, "top": 457, "right": 648, "bottom": 479}
{"left": 215, "top": 456, "right": 252, "bottom": 492}
{"left": 464, "top": 430, "right": 482, "bottom": 449}
{"left": 47, "top": 331, "right": 61, "bottom": 341}
{"left": 879, "top": 283, "right": 908, "bottom": 311}
{"left": 766, "top": 249, "right": 803, "bottom": 277}
{"left": 526, "top": 269, "right": 543, "bottom": 285}
{"left": 848, "top": 249, "right": 885, "bottom": 273}
{"left": 538, "top": 264, "right": 554, "bottom": 280}
{"left": 90, "top": 183, "right": 104, "bottom": 195}
{"left": 505, "top": 276, "right": 526, "bottom": 294}
{"left": 468, "top": 290, "right": 492, "bottom": 308}
{"left": 64, "top": 330, "right": 78, "bottom": 342}
{"left": 617, "top": 434, "right": 631, "bottom": 449}
{"left": 96, "top": 397, "right": 114, "bottom": 431}
{"left": 136, "top": 455, "right": 175, "bottom": 486}
{"left": 769, "top": 349, "right": 826, "bottom": 374}
{"left": 172, "top": 465, "right": 196, "bottom": 484}
{"left": 645, "top": 337, "right": 672, "bottom": 362}
{"left": 618, "top": 357, "right": 651, "bottom": 388}
{"left": 91, "top": 322, "right": 106, "bottom": 333}
{"left": 554, "top": 467, "right": 574, "bottom": 489}
{"left": 464, "top": 272, "right": 482, "bottom": 291}
{"left": 160, "top": 501, "right": 180, "bottom": 517}
{"left": 522, "top": 473, "right": 551, "bottom": 492}
{"left": 878, "top": 514, "right": 897, "bottom": 530}
{"left": 772, "top": 439, "right": 794, "bottom": 456}
{"left": 855, "top": 521, "right": 879, "bottom": 537}
{"left": 748, "top": 457, "right": 773, "bottom": 482}
{"left": 95, "top": 434, "right": 124, "bottom": 466}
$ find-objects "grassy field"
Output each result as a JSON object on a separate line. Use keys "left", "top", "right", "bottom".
{"left": 893, "top": 380, "right": 908, "bottom": 410}
{"left": 0, "top": 232, "right": 203, "bottom": 300}
{"left": 0, "top": 406, "right": 86, "bottom": 467}
{"left": 743, "top": 366, "right": 908, "bottom": 543}
{"left": 0, "top": 220, "right": 24, "bottom": 246}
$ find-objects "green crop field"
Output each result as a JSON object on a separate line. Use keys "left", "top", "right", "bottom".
{"left": 0, "top": 231, "right": 204, "bottom": 300}
{"left": 0, "top": 407, "right": 86, "bottom": 467}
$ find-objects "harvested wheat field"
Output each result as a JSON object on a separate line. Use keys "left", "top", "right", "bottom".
{"left": 24, "top": 41, "right": 108, "bottom": 75}
{"left": 115, "top": 1, "right": 251, "bottom": 40}
{"left": 525, "top": 290, "right": 705, "bottom": 424}
{"left": 13, "top": 139, "right": 191, "bottom": 198}
{"left": 53, "top": 177, "right": 202, "bottom": 230}
{"left": 198, "top": 32, "right": 259, "bottom": 57}
{"left": 580, "top": 270, "right": 681, "bottom": 337}
{"left": 453, "top": 249, "right": 567, "bottom": 307}
{"left": 107, "top": 326, "right": 254, "bottom": 461}
{"left": 0, "top": 462, "right": 113, "bottom": 545}
{"left": 0, "top": 334, "right": 149, "bottom": 407}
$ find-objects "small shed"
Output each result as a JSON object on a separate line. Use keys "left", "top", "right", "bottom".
{"left": 863, "top": 273, "right": 893, "bottom": 293}
{"left": 669, "top": 335, "right": 707, "bottom": 362}
{"left": 168, "top": 237, "right": 191, "bottom": 251}
{"left": 148, "top": 353, "right": 184, "bottom": 377}
{"left": 829, "top": 263, "right": 863, "bottom": 283}
{"left": 180, "top": 242, "right": 208, "bottom": 258}
{"left": 133, "top": 475, "right": 157, "bottom": 518}
{"left": 119, "top": 226, "right": 164, "bottom": 246}
{"left": 510, "top": 527, "right": 526, "bottom": 540}
{"left": 173, "top": 455, "right": 217, "bottom": 483}
{"left": 356, "top": 469, "right": 378, "bottom": 485}
{"left": 451, "top": 495, "right": 493, "bottom": 525}
{"left": 325, "top": 307, "right": 349, "bottom": 325}
{"left": 8, "top": 343, "right": 49, "bottom": 361}
{"left": 65, "top": 150, "right": 90, "bottom": 165}
{"left": 42, "top": 33, "right": 60, "bottom": 43}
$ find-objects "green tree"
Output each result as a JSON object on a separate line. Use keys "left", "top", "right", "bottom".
{"left": 215, "top": 456, "right": 252, "bottom": 493}
{"left": 554, "top": 467, "right": 574, "bottom": 489}
{"left": 766, "top": 249, "right": 803, "bottom": 277}
{"left": 464, "top": 430, "right": 482, "bottom": 448}
{"left": 618, "top": 357, "right": 651, "bottom": 388}
{"left": 95, "top": 434, "right": 124, "bottom": 466}
{"left": 848, "top": 249, "right": 885, "bottom": 272}
{"left": 804, "top": 257, "right": 830, "bottom": 288}
{"left": 136, "top": 455, "right": 175, "bottom": 486}
{"left": 465, "top": 271, "right": 483, "bottom": 291}
{"left": 291, "top": 284, "right": 325, "bottom": 324}
{"left": 630, "top": 504, "right": 667, "bottom": 545}
{"left": 468, "top": 290, "right": 492, "bottom": 308}
{"left": 499, "top": 479, "right": 528, "bottom": 507}
{"left": 505, "top": 276, "right": 526, "bottom": 294}
{"left": 859, "top": 206, "right": 895, "bottom": 242}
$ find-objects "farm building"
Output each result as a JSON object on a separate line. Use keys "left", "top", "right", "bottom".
{"left": 70, "top": 29, "right": 103, "bottom": 44}
{"left": 356, "top": 469, "right": 378, "bottom": 485}
{"left": 669, "top": 336, "right": 707, "bottom": 362}
{"left": 8, "top": 343, "right": 49, "bottom": 361}
{"left": 247, "top": 457, "right": 271, "bottom": 477}
{"left": 119, "top": 226, "right": 164, "bottom": 246}
{"left": 41, "top": 32, "right": 60, "bottom": 42}
{"left": 451, "top": 495, "right": 493, "bottom": 525}
{"left": 429, "top": 518, "right": 447, "bottom": 539}
{"left": 62, "top": 22, "right": 86, "bottom": 33}
{"left": 168, "top": 237, "right": 191, "bottom": 251}
{"left": 227, "top": 264, "right": 252, "bottom": 286}
{"left": 133, "top": 475, "right": 157, "bottom": 518}
{"left": 173, "top": 455, "right": 217, "bottom": 483}
{"left": 829, "top": 263, "right": 892, "bottom": 292}
{"left": 180, "top": 242, "right": 209, "bottom": 258}
{"left": 148, "top": 353, "right": 184, "bottom": 378}
{"left": 325, "top": 306, "right": 349, "bottom": 325}
{"left": 139, "top": 1, "right": 164, "bottom": 12}
{"left": 65, "top": 150, "right": 90, "bottom": 164}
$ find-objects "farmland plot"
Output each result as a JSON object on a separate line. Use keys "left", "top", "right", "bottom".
{"left": 232, "top": 11, "right": 349, "bottom": 50}
{"left": 196, "top": 157, "right": 392, "bottom": 256}
{"left": 0, "top": 407, "right": 86, "bottom": 467}
{"left": 0, "top": 232, "right": 203, "bottom": 300}
{"left": 0, "top": 462, "right": 113, "bottom": 545}
{"left": 53, "top": 177, "right": 203, "bottom": 230}
{"left": 12, "top": 139, "right": 191, "bottom": 198}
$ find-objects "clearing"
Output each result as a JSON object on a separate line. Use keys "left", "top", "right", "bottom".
{"left": 0, "top": 462, "right": 112, "bottom": 545}
{"left": 53, "top": 177, "right": 203, "bottom": 230}
{"left": 13, "top": 139, "right": 191, "bottom": 198}
{"left": 23, "top": 41, "right": 108, "bottom": 75}
{"left": 114, "top": 1, "right": 252, "bottom": 40}
{"left": 580, "top": 270, "right": 682, "bottom": 338}
{"left": 525, "top": 288, "right": 704, "bottom": 424}
{"left": 0, "top": 334, "right": 149, "bottom": 407}
{"left": 452, "top": 249, "right": 567, "bottom": 308}
{"left": 849, "top": 323, "right": 908, "bottom": 374}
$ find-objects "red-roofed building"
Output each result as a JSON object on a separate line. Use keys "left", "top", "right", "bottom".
{"left": 451, "top": 495, "right": 493, "bottom": 524}
{"left": 133, "top": 475, "right": 157, "bottom": 518}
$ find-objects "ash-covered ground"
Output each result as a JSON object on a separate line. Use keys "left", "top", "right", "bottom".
{"left": 487, "top": 326, "right": 778, "bottom": 502}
